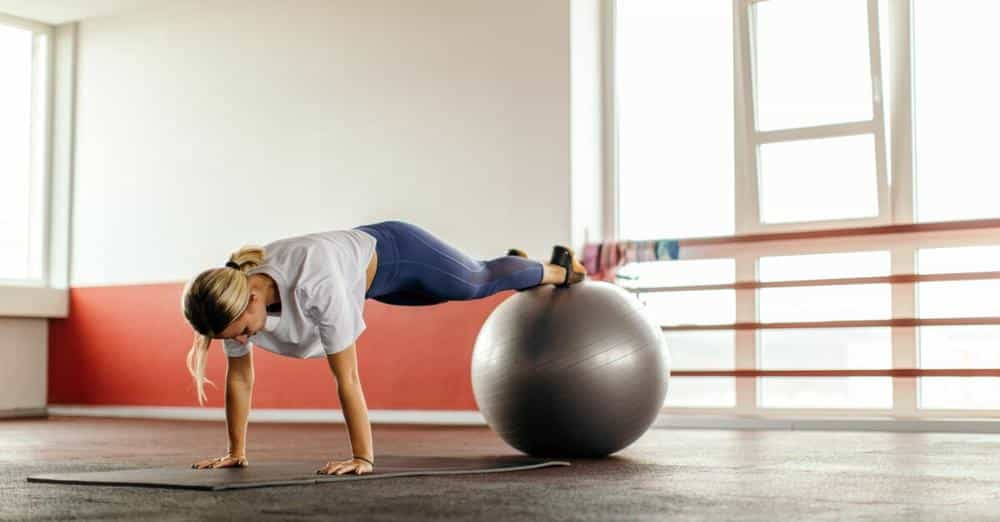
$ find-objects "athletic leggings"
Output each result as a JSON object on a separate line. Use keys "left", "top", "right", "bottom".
{"left": 354, "top": 221, "right": 545, "bottom": 306}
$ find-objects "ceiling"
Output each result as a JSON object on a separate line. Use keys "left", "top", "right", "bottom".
{"left": 0, "top": 0, "right": 175, "bottom": 25}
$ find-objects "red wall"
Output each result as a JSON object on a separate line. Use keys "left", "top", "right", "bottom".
{"left": 48, "top": 283, "right": 510, "bottom": 410}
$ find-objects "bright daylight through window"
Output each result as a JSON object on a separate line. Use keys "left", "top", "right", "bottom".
{"left": 615, "top": 0, "right": 1000, "bottom": 413}
{"left": 0, "top": 24, "right": 35, "bottom": 281}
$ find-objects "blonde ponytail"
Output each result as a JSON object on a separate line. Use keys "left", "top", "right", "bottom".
{"left": 186, "top": 333, "right": 218, "bottom": 406}
{"left": 180, "top": 244, "right": 266, "bottom": 405}
{"left": 226, "top": 245, "right": 265, "bottom": 273}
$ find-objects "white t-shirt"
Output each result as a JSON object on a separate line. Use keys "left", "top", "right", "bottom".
{"left": 223, "top": 228, "right": 376, "bottom": 359}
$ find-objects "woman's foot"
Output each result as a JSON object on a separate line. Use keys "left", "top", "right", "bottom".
{"left": 549, "top": 245, "right": 587, "bottom": 288}
{"left": 508, "top": 247, "right": 586, "bottom": 288}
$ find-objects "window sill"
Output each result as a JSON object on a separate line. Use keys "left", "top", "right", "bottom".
{"left": 0, "top": 285, "right": 68, "bottom": 318}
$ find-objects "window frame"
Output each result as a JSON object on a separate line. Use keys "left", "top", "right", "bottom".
{"left": 0, "top": 13, "right": 54, "bottom": 288}
{"left": 606, "top": 1, "right": 1000, "bottom": 422}
{"left": 0, "top": 13, "right": 71, "bottom": 320}
{"left": 737, "top": 0, "right": 891, "bottom": 234}
{"left": 611, "top": 0, "right": 904, "bottom": 242}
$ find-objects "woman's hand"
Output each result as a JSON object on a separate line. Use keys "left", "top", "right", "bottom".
{"left": 316, "top": 457, "right": 374, "bottom": 476}
{"left": 191, "top": 454, "right": 249, "bottom": 469}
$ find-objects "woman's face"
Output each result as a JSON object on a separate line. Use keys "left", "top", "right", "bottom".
{"left": 217, "top": 291, "right": 266, "bottom": 344}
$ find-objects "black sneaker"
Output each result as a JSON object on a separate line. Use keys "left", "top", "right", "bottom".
{"left": 550, "top": 245, "right": 585, "bottom": 288}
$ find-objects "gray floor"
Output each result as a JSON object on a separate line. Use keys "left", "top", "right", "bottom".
{"left": 3, "top": 417, "right": 1000, "bottom": 521}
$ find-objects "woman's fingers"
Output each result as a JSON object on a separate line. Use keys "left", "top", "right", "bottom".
{"left": 316, "top": 458, "right": 372, "bottom": 475}
{"left": 192, "top": 455, "right": 248, "bottom": 470}
{"left": 192, "top": 456, "right": 221, "bottom": 469}
{"left": 316, "top": 460, "right": 342, "bottom": 475}
{"left": 211, "top": 456, "right": 245, "bottom": 469}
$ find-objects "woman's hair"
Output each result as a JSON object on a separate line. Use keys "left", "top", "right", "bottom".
{"left": 180, "top": 244, "right": 266, "bottom": 405}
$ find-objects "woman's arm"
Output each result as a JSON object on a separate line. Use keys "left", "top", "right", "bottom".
{"left": 193, "top": 350, "right": 254, "bottom": 470}
{"left": 318, "top": 343, "right": 374, "bottom": 475}
{"left": 225, "top": 351, "right": 255, "bottom": 458}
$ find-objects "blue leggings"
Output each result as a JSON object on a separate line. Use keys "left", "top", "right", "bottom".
{"left": 354, "top": 221, "right": 545, "bottom": 306}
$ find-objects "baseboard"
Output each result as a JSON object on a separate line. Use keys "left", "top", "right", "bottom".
{"left": 0, "top": 407, "right": 48, "bottom": 419}
{"left": 45, "top": 405, "right": 486, "bottom": 425}
{"left": 41, "top": 406, "right": 1000, "bottom": 433}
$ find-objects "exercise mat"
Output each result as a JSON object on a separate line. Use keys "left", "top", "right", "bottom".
{"left": 27, "top": 455, "right": 570, "bottom": 491}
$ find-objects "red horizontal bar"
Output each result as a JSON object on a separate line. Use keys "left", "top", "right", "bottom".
{"left": 661, "top": 317, "right": 1000, "bottom": 331}
{"left": 673, "top": 369, "right": 1000, "bottom": 377}
{"left": 624, "top": 271, "right": 1000, "bottom": 294}
{"left": 678, "top": 218, "right": 1000, "bottom": 247}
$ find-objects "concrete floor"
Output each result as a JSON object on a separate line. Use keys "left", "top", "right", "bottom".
{"left": 3, "top": 417, "right": 1000, "bottom": 521}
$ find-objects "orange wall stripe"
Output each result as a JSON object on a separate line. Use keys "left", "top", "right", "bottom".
{"left": 48, "top": 284, "right": 508, "bottom": 410}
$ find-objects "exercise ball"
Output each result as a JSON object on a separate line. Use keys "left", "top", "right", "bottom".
{"left": 471, "top": 281, "right": 670, "bottom": 457}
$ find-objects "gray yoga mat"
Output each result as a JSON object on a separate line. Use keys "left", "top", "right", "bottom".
{"left": 27, "top": 455, "right": 570, "bottom": 491}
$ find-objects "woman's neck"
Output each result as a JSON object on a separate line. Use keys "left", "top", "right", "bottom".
{"left": 249, "top": 274, "right": 281, "bottom": 307}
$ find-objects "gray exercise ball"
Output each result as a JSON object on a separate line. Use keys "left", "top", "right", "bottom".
{"left": 471, "top": 281, "right": 670, "bottom": 457}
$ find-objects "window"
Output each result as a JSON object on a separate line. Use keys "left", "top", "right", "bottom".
{"left": 619, "top": 258, "right": 737, "bottom": 408}
{"left": 758, "top": 251, "right": 891, "bottom": 323}
{"left": 616, "top": 0, "right": 888, "bottom": 238}
{"left": 918, "top": 247, "right": 1000, "bottom": 318}
{"left": 914, "top": 1, "right": 1000, "bottom": 222}
{"left": 757, "top": 135, "right": 879, "bottom": 224}
{"left": 920, "top": 327, "right": 1000, "bottom": 410}
{"left": 743, "top": 0, "right": 888, "bottom": 231}
{"left": 752, "top": 0, "right": 874, "bottom": 131}
{"left": 918, "top": 247, "right": 1000, "bottom": 409}
{"left": 613, "top": 1, "right": 1000, "bottom": 420}
{"left": 758, "top": 252, "right": 892, "bottom": 409}
{"left": 616, "top": 0, "right": 734, "bottom": 240}
{"left": 0, "top": 22, "right": 50, "bottom": 283}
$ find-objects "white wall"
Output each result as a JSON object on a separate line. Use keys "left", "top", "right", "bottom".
{"left": 71, "top": 0, "right": 573, "bottom": 286}
{"left": 0, "top": 318, "right": 47, "bottom": 413}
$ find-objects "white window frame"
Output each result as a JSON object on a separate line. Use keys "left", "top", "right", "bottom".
{"left": 735, "top": 0, "right": 891, "bottom": 235}
{"left": 606, "top": 1, "right": 1000, "bottom": 426}
{"left": 0, "top": 13, "right": 53, "bottom": 287}
{"left": 0, "top": 13, "right": 71, "bottom": 319}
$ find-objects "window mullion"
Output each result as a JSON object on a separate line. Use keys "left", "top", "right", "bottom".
{"left": 891, "top": 247, "right": 918, "bottom": 417}
{"left": 734, "top": 254, "right": 758, "bottom": 413}
{"left": 735, "top": 0, "right": 759, "bottom": 235}
{"left": 603, "top": 0, "right": 620, "bottom": 243}
{"left": 887, "top": 0, "right": 915, "bottom": 225}
{"left": 866, "top": 0, "right": 892, "bottom": 226}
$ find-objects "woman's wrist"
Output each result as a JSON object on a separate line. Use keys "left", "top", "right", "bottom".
{"left": 353, "top": 455, "right": 375, "bottom": 466}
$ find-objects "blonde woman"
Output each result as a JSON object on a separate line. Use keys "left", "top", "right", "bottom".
{"left": 181, "top": 220, "right": 586, "bottom": 476}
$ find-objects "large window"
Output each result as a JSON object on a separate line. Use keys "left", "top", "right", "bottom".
{"left": 614, "top": 1, "right": 1000, "bottom": 418}
{"left": 618, "top": 0, "right": 1000, "bottom": 240}
{"left": 0, "top": 21, "right": 50, "bottom": 284}
{"left": 618, "top": 0, "right": 888, "bottom": 241}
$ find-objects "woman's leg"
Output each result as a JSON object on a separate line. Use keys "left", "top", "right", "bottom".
{"left": 371, "top": 221, "right": 546, "bottom": 305}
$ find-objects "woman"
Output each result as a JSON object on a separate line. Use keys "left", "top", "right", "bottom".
{"left": 181, "top": 220, "right": 586, "bottom": 476}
